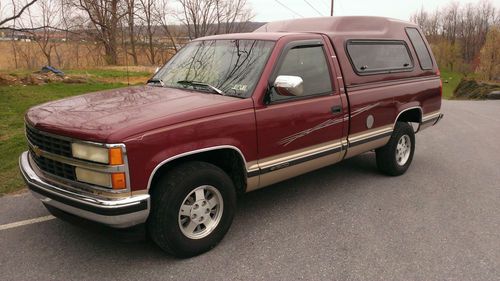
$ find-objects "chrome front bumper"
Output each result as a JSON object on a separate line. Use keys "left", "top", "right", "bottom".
{"left": 19, "top": 151, "right": 150, "bottom": 228}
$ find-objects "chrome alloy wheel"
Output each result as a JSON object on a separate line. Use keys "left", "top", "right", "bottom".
{"left": 178, "top": 185, "right": 224, "bottom": 240}
{"left": 395, "top": 135, "right": 411, "bottom": 166}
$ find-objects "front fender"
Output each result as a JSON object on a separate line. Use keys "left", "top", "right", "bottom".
{"left": 123, "top": 110, "right": 258, "bottom": 191}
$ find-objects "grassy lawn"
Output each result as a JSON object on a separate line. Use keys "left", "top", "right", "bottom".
{"left": 65, "top": 68, "right": 152, "bottom": 78}
{"left": 0, "top": 82, "right": 126, "bottom": 195}
{"left": 440, "top": 70, "right": 464, "bottom": 99}
{"left": 5, "top": 68, "right": 153, "bottom": 78}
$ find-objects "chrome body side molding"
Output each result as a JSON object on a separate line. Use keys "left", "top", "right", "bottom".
{"left": 146, "top": 145, "right": 252, "bottom": 190}
{"left": 418, "top": 111, "right": 444, "bottom": 132}
{"left": 393, "top": 106, "right": 423, "bottom": 128}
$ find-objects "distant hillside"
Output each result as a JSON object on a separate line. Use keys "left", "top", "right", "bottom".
{"left": 244, "top": 22, "right": 267, "bottom": 32}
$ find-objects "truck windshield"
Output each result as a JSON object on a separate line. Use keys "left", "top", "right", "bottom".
{"left": 151, "top": 39, "right": 275, "bottom": 98}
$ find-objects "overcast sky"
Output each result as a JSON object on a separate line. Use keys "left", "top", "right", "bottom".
{"left": 250, "top": 0, "right": 500, "bottom": 22}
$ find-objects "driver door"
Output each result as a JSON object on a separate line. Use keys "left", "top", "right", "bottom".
{"left": 254, "top": 36, "right": 346, "bottom": 188}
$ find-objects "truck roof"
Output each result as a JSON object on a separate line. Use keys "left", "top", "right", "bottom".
{"left": 200, "top": 16, "right": 419, "bottom": 42}
{"left": 195, "top": 32, "right": 287, "bottom": 41}
{"left": 254, "top": 16, "right": 417, "bottom": 36}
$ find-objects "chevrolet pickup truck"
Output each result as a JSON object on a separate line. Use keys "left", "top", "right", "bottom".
{"left": 20, "top": 16, "right": 443, "bottom": 257}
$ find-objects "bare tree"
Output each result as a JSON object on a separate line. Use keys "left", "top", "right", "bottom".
{"left": 154, "top": 0, "right": 182, "bottom": 53}
{"left": 0, "top": 0, "right": 38, "bottom": 29}
{"left": 215, "top": 0, "right": 253, "bottom": 34}
{"left": 125, "top": 0, "right": 138, "bottom": 65}
{"left": 22, "top": 0, "right": 62, "bottom": 66}
{"left": 411, "top": 0, "right": 498, "bottom": 72}
{"left": 442, "top": 2, "right": 460, "bottom": 45}
{"left": 410, "top": 8, "right": 439, "bottom": 40}
{"left": 137, "top": 0, "right": 158, "bottom": 64}
{"left": 178, "top": 0, "right": 216, "bottom": 39}
{"left": 459, "top": 2, "right": 496, "bottom": 63}
{"left": 76, "top": 0, "right": 127, "bottom": 65}
{"left": 477, "top": 26, "right": 500, "bottom": 81}
{"left": 178, "top": 0, "right": 253, "bottom": 39}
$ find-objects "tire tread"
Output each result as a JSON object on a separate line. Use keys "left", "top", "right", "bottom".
{"left": 376, "top": 122, "right": 415, "bottom": 176}
{"left": 147, "top": 161, "right": 235, "bottom": 258}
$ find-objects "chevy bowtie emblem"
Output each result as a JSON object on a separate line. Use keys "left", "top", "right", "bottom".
{"left": 32, "top": 145, "right": 43, "bottom": 157}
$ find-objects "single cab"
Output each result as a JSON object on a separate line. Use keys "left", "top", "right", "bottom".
{"left": 20, "top": 16, "right": 443, "bottom": 257}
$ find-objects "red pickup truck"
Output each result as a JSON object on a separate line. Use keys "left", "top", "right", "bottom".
{"left": 20, "top": 16, "right": 443, "bottom": 257}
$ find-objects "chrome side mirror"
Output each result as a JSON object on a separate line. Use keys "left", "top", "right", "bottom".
{"left": 273, "top": 75, "right": 304, "bottom": 97}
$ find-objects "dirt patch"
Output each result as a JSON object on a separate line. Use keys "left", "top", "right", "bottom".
{"left": 97, "top": 76, "right": 149, "bottom": 84}
{"left": 0, "top": 72, "right": 96, "bottom": 86}
{"left": 0, "top": 73, "right": 19, "bottom": 85}
{"left": 99, "top": 65, "right": 158, "bottom": 73}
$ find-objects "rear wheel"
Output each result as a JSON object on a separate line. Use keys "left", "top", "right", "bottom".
{"left": 376, "top": 121, "right": 415, "bottom": 176}
{"left": 148, "top": 161, "right": 236, "bottom": 258}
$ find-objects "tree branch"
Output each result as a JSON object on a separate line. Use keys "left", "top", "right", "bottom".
{"left": 0, "top": 25, "right": 78, "bottom": 34}
{"left": 0, "top": 0, "right": 39, "bottom": 27}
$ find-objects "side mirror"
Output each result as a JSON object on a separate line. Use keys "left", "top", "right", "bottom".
{"left": 273, "top": 75, "right": 303, "bottom": 97}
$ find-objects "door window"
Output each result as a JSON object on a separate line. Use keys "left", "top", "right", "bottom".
{"left": 271, "top": 45, "right": 333, "bottom": 102}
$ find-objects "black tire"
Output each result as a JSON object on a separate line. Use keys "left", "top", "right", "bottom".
{"left": 147, "top": 161, "right": 236, "bottom": 258}
{"left": 376, "top": 121, "right": 415, "bottom": 176}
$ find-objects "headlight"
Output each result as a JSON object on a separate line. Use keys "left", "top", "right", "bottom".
{"left": 71, "top": 142, "right": 126, "bottom": 189}
{"left": 75, "top": 167, "right": 111, "bottom": 187}
{"left": 71, "top": 143, "right": 123, "bottom": 165}
{"left": 75, "top": 167, "right": 126, "bottom": 189}
{"left": 72, "top": 143, "right": 108, "bottom": 163}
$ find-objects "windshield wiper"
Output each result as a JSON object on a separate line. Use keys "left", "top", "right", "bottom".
{"left": 177, "top": 80, "right": 225, "bottom": 96}
{"left": 147, "top": 78, "right": 165, "bottom": 87}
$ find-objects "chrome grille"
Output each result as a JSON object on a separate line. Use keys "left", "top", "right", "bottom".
{"left": 25, "top": 125, "right": 72, "bottom": 157}
{"left": 29, "top": 148, "right": 76, "bottom": 180}
{"left": 26, "top": 125, "right": 75, "bottom": 180}
{"left": 24, "top": 123, "right": 130, "bottom": 193}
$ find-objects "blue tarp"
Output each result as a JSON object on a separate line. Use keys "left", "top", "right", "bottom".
{"left": 41, "top": 66, "right": 64, "bottom": 76}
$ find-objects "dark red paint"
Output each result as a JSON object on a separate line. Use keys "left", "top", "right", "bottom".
{"left": 25, "top": 16, "right": 442, "bottom": 191}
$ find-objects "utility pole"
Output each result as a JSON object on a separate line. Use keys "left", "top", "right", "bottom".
{"left": 330, "top": 0, "right": 334, "bottom": 16}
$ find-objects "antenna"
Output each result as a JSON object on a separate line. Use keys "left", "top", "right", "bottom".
{"left": 121, "top": 21, "right": 130, "bottom": 86}
{"left": 331, "top": 0, "right": 334, "bottom": 16}
{"left": 125, "top": 44, "right": 130, "bottom": 86}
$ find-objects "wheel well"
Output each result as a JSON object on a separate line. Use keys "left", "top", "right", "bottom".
{"left": 397, "top": 108, "right": 422, "bottom": 124}
{"left": 149, "top": 149, "right": 247, "bottom": 195}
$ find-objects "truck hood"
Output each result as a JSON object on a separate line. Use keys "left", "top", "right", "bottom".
{"left": 26, "top": 86, "right": 253, "bottom": 142}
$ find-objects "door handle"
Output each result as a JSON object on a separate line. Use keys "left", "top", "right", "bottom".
{"left": 331, "top": 105, "right": 342, "bottom": 114}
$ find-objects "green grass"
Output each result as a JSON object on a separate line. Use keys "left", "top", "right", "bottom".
{"left": 65, "top": 69, "right": 152, "bottom": 78}
{"left": 440, "top": 70, "right": 464, "bottom": 99}
{"left": 4, "top": 68, "right": 152, "bottom": 79}
{"left": 0, "top": 82, "right": 126, "bottom": 195}
{"left": 5, "top": 69, "right": 33, "bottom": 76}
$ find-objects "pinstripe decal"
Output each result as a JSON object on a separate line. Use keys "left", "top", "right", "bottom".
{"left": 278, "top": 102, "right": 381, "bottom": 146}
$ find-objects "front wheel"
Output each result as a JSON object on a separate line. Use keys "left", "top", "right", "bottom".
{"left": 376, "top": 121, "right": 415, "bottom": 176}
{"left": 147, "top": 161, "right": 236, "bottom": 258}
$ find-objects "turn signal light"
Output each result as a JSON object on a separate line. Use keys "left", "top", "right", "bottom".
{"left": 109, "top": 148, "right": 124, "bottom": 165}
{"left": 112, "top": 173, "right": 126, "bottom": 189}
